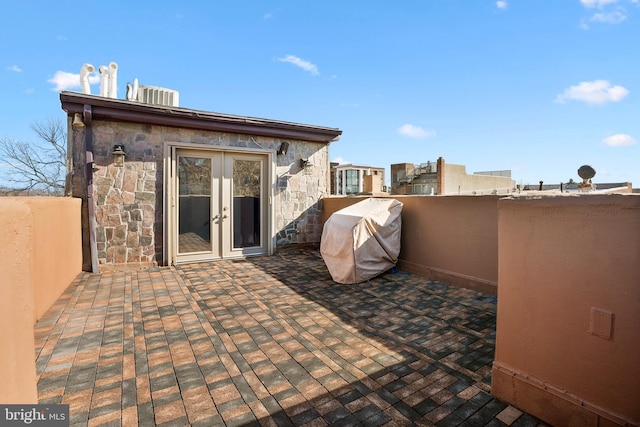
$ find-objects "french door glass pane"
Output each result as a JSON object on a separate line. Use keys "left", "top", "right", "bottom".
{"left": 232, "top": 159, "right": 261, "bottom": 248}
{"left": 178, "top": 157, "right": 211, "bottom": 253}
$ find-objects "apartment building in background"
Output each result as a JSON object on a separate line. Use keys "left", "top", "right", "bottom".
{"left": 331, "top": 163, "right": 386, "bottom": 195}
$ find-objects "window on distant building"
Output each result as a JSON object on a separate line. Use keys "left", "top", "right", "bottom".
{"left": 345, "top": 170, "right": 359, "bottom": 193}
{"left": 413, "top": 183, "right": 436, "bottom": 195}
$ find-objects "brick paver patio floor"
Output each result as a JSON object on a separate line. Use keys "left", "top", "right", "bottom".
{"left": 34, "top": 250, "right": 546, "bottom": 426}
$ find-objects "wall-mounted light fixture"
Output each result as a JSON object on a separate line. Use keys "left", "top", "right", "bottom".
{"left": 112, "top": 144, "right": 126, "bottom": 167}
{"left": 277, "top": 142, "right": 289, "bottom": 156}
{"left": 299, "top": 158, "right": 309, "bottom": 168}
{"left": 72, "top": 113, "right": 85, "bottom": 128}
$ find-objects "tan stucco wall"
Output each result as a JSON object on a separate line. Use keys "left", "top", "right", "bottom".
{"left": 493, "top": 194, "right": 640, "bottom": 426}
{"left": 443, "top": 163, "right": 514, "bottom": 195}
{"left": 323, "top": 195, "right": 500, "bottom": 294}
{"left": 27, "top": 198, "right": 83, "bottom": 321}
{"left": 0, "top": 197, "right": 82, "bottom": 403}
{"left": 0, "top": 199, "right": 38, "bottom": 403}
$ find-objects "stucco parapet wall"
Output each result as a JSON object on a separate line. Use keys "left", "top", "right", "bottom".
{"left": 60, "top": 92, "right": 342, "bottom": 143}
{"left": 510, "top": 187, "right": 635, "bottom": 197}
{"left": 494, "top": 192, "right": 640, "bottom": 426}
{"left": 0, "top": 196, "right": 82, "bottom": 403}
{"left": 501, "top": 192, "right": 640, "bottom": 203}
{"left": 498, "top": 194, "right": 640, "bottom": 225}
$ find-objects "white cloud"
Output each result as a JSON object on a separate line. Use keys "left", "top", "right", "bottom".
{"left": 7, "top": 65, "right": 22, "bottom": 72}
{"left": 496, "top": 1, "right": 508, "bottom": 10}
{"left": 332, "top": 156, "right": 349, "bottom": 164}
{"left": 48, "top": 71, "right": 79, "bottom": 91}
{"left": 263, "top": 12, "right": 274, "bottom": 20}
{"left": 580, "top": 0, "right": 629, "bottom": 28}
{"left": 25, "top": 88, "right": 34, "bottom": 94}
{"left": 602, "top": 134, "right": 636, "bottom": 146}
{"left": 397, "top": 124, "right": 436, "bottom": 139}
{"left": 555, "top": 80, "right": 629, "bottom": 105}
{"left": 590, "top": 10, "right": 626, "bottom": 22}
{"left": 278, "top": 55, "right": 319, "bottom": 76}
{"left": 47, "top": 70, "right": 100, "bottom": 91}
{"left": 580, "top": 0, "right": 619, "bottom": 8}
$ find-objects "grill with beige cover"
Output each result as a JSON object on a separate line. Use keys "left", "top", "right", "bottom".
{"left": 320, "top": 198, "right": 403, "bottom": 284}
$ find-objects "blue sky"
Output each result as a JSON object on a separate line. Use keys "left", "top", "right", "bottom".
{"left": 1, "top": 0, "right": 638, "bottom": 187}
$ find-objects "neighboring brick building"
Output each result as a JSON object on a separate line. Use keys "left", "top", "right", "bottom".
{"left": 61, "top": 91, "right": 341, "bottom": 271}
{"left": 391, "top": 157, "right": 515, "bottom": 196}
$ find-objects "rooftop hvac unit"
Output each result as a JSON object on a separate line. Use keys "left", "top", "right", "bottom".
{"left": 136, "top": 85, "right": 179, "bottom": 107}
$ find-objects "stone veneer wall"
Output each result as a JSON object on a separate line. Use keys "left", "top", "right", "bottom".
{"left": 71, "top": 119, "right": 329, "bottom": 268}
{"left": 275, "top": 153, "right": 330, "bottom": 248}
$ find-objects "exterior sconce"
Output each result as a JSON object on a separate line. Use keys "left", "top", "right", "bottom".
{"left": 72, "top": 113, "right": 85, "bottom": 128}
{"left": 277, "top": 142, "right": 289, "bottom": 155}
{"left": 299, "top": 158, "right": 309, "bottom": 168}
{"left": 112, "top": 144, "right": 126, "bottom": 167}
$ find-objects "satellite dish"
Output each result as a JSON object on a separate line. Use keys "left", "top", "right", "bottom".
{"left": 578, "top": 165, "right": 596, "bottom": 181}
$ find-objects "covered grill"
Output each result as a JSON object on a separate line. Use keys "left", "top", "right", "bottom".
{"left": 320, "top": 198, "right": 403, "bottom": 284}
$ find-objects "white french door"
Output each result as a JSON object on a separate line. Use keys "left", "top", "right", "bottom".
{"left": 172, "top": 149, "right": 268, "bottom": 263}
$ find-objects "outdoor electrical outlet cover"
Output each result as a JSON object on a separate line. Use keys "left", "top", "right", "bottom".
{"left": 589, "top": 307, "right": 614, "bottom": 339}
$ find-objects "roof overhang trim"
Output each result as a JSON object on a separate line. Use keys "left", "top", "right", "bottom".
{"left": 60, "top": 92, "right": 342, "bottom": 143}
